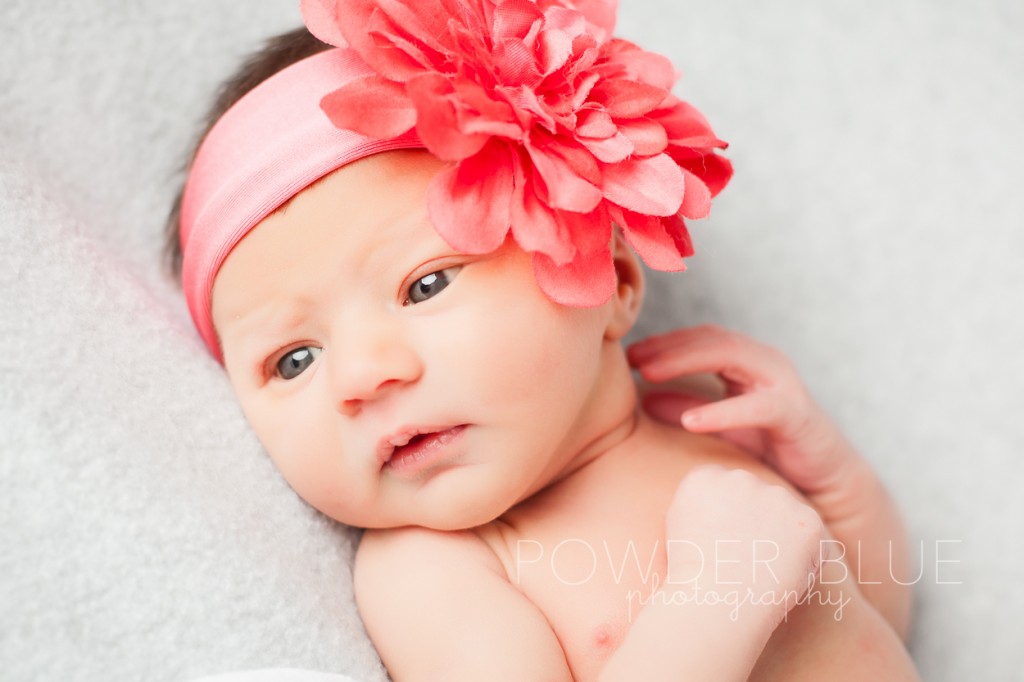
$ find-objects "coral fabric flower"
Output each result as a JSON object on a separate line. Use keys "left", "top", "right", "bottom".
{"left": 301, "top": 0, "right": 732, "bottom": 306}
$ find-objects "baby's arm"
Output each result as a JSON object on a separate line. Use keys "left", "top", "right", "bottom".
{"left": 599, "top": 466, "right": 826, "bottom": 682}
{"left": 629, "top": 325, "right": 912, "bottom": 638}
{"left": 355, "top": 527, "right": 572, "bottom": 681}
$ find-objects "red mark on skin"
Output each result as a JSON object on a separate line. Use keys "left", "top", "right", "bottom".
{"left": 592, "top": 622, "right": 621, "bottom": 651}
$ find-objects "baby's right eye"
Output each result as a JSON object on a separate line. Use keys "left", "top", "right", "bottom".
{"left": 273, "top": 346, "right": 322, "bottom": 381}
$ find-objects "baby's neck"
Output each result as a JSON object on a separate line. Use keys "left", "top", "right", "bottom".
{"left": 511, "top": 340, "right": 645, "bottom": 506}
{"left": 497, "top": 407, "right": 669, "bottom": 533}
{"left": 547, "top": 401, "right": 642, "bottom": 490}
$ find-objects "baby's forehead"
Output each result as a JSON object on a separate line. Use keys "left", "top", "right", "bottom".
{"left": 271, "top": 147, "right": 431, "bottom": 207}
{"left": 212, "top": 156, "right": 452, "bottom": 309}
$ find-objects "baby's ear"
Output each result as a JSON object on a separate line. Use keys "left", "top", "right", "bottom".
{"left": 604, "top": 230, "right": 645, "bottom": 341}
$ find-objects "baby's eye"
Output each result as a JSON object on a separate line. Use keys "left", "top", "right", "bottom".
{"left": 406, "top": 266, "right": 462, "bottom": 305}
{"left": 274, "top": 346, "right": 322, "bottom": 381}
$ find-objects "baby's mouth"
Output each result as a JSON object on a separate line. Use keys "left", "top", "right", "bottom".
{"left": 378, "top": 425, "right": 468, "bottom": 471}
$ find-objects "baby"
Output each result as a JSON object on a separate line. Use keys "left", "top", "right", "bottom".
{"left": 166, "top": 1, "right": 919, "bottom": 679}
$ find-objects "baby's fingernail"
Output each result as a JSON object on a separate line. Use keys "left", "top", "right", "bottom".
{"left": 682, "top": 411, "right": 701, "bottom": 428}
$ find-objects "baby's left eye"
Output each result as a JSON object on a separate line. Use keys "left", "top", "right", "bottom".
{"left": 406, "top": 266, "right": 462, "bottom": 305}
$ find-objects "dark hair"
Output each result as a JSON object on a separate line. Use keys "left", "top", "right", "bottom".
{"left": 162, "top": 27, "right": 331, "bottom": 282}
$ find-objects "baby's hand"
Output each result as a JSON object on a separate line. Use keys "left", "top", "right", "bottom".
{"left": 665, "top": 466, "right": 826, "bottom": 629}
{"left": 628, "top": 325, "right": 859, "bottom": 496}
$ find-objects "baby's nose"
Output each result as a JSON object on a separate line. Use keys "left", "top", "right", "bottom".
{"left": 327, "top": 325, "right": 424, "bottom": 416}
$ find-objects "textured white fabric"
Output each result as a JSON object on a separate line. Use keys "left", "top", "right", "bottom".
{"left": 2, "top": 1, "right": 1021, "bottom": 680}
{"left": 188, "top": 670, "right": 361, "bottom": 682}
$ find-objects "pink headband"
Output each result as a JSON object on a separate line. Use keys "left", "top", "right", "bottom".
{"left": 181, "top": 0, "right": 733, "bottom": 363}
{"left": 180, "top": 48, "right": 424, "bottom": 362}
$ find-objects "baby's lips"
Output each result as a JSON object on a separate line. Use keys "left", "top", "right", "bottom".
{"left": 375, "top": 423, "right": 462, "bottom": 467}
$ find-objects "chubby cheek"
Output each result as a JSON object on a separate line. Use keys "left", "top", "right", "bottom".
{"left": 269, "top": 434, "right": 369, "bottom": 525}
{"left": 448, "top": 292, "right": 605, "bottom": 413}
{"left": 431, "top": 247, "right": 607, "bottom": 412}
{"left": 241, "top": 395, "right": 361, "bottom": 520}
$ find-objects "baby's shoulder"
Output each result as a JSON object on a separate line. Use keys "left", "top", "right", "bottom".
{"left": 355, "top": 528, "right": 576, "bottom": 679}
{"left": 355, "top": 525, "right": 504, "bottom": 586}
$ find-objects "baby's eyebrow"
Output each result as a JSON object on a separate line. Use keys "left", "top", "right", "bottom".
{"left": 222, "top": 299, "right": 314, "bottom": 358}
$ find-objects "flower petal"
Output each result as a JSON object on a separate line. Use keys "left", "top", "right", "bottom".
{"left": 427, "top": 141, "right": 514, "bottom": 253}
{"left": 576, "top": 108, "right": 617, "bottom": 139}
{"left": 532, "top": 247, "right": 616, "bottom": 307}
{"left": 320, "top": 76, "right": 417, "bottom": 138}
{"left": 579, "top": 131, "right": 633, "bottom": 163}
{"left": 527, "top": 140, "right": 603, "bottom": 213}
{"left": 663, "top": 214, "right": 695, "bottom": 258}
{"left": 560, "top": 203, "right": 610, "bottom": 256}
{"left": 601, "top": 40, "right": 677, "bottom": 90}
{"left": 602, "top": 154, "right": 684, "bottom": 216}
{"left": 452, "top": 79, "right": 523, "bottom": 138}
{"left": 655, "top": 98, "right": 729, "bottom": 149}
{"left": 565, "top": 0, "right": 617, "bottom": 42}
{"left": 495, "top": 38, "right": 543, "bottom": 86}
{"left": 332, "top": 1, "right": 425, "bottom": 79}
{"left": 300, "top": 0, "right": 348, "bottom": 47}
{"left": 493, "top": 0, "right": 543, "bottom": 40}
{"left": 511, "top": 174, "right": 575, "bottom": 265}
{"left": 366, "top": 11, "right": 437, "bottom": 72}
{"left": 336, "top": 0, "right": 461, "bottom": 80}
{"left": 610, "top": 206, "right": 686, "bottom": 271}
{"left": 678, "top": 168, "right": 712, "bottom": 220}
{"left": 508, "top": 85, "right": 557, "bottom": 132}
{"left": 617, "top": 117, "right": 668, "bottom": 157}
{"left": 679, "top": 154, "right": 733, "bottom": 198}
{"left": 407, "top": 74, "right": 490, "bottom": 160}
{"left": 589, "top": 79, "right": 669, "bottom": 119}
{"left": 540, "top": 6, "right": 587, "bottom": 39}
{"left": 537, "top": 28, "right": 573, "bottom": 75}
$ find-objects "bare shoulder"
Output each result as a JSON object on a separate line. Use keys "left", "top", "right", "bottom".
{"left": 354, "top": 526, "right": 504, "bottom": 632}
{"left": 641, "top": 414, "right": 799, "bottom": 491}
{"left": 355, "top": 526, "right": 572, "bottom": 682}
{"left": 356, "top": 525, "right": 503, "bottom": 578}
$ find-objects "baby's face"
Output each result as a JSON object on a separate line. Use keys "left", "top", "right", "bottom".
{"left": 211, "top": 151, "right": 625, "bottom": 530}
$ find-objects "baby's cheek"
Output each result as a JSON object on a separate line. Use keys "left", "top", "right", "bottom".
{"left": 255, "top": 404, "right": 326, "bottom": 485}
{"left": 271, "top": 441, "right": 354, "bottom": 522}
{"left": 444, "top": 304, "right": 543, "bottom": 401}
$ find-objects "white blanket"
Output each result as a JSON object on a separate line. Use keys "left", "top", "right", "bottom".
{"left": 2, "top": 1, "right": 1021, "bottom": 680}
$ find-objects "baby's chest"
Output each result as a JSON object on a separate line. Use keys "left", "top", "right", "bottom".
{"left": 490, "top": 505, "right": 672, "bottom": 679}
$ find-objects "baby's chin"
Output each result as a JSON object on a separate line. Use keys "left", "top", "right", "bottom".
{"left": 355, "top": 503, "right": 509, "bottom": 533}
{"left": 332, "top": 487, "right": 517, "bottom": 532}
